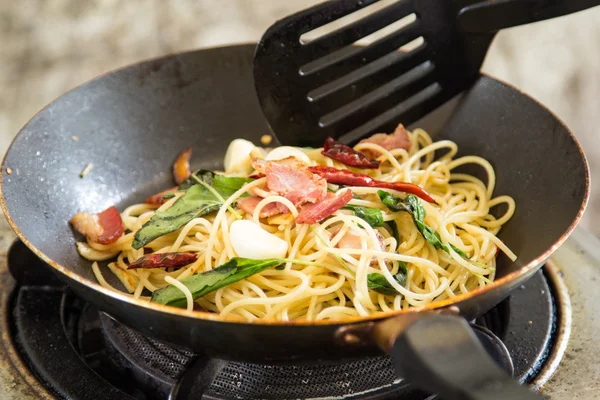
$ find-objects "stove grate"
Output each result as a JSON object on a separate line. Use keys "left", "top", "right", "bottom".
{"left": 206, "top": 356, "right": 407, "bottom": 399}
{"left": 101, "top": 314, "right": 424, "bottom": 399}
{"left": 105, "top": 316, "right": 195, "bottom": 380}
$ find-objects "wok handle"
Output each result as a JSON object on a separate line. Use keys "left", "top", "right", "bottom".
{"left": 458, "top": 0, "right": 600, "bottom": 34}
{"left": 377, "top": 313, "right": 541, "bottom": 400}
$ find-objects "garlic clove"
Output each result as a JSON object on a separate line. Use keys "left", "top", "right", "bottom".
{"left": 229, "top": 220, "right": 288, "bottom": 259}
{"left": 265, "top": 146, "right": 311, "bottom": 165}
{"left": 224, "top": 139, "right": 256, "bottom": 174}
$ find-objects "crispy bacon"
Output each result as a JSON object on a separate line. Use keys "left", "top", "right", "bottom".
{"left": 173, "top": 147, "right": 192, "bottom": 184}
{"left": 308, "top": 166, "right": 436, "bottom": 203}
{"left": 127, "top": 252, "right": 197, "bottom": 270}
{"left": 237, "top": 196, "right": 290, "bottom": 218}
{"left": 70, "top": 206, "right": 124, "bottom": 244}
{"left": 359, "top": 124, "right": 411, "bottom": 152}
{"left": 145, "top": 186, "right": 178, "bottom": 205}
{"left": 250, "top": 157, "right": 273, "bottom": 175}
{"left": 337, "top": 229, "right": 385, "bottom": 251}
{"left": 241, "top": 157, "right": 330, "bottom": 220}
{"left": 335, "top": 228, "right": 386, "bottom": 265}
{"left": 252, "top": 157, "right": 327, "bottom": 205}
{"left": 296, "top": 189, "right": 353, "bottom": 224}
{"left": 322, "top": 137, "right": 380, "bottom": 169}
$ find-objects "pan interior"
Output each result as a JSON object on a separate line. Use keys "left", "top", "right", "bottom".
{"left": 1, "top": 44, "right": 588, "bottom": 297}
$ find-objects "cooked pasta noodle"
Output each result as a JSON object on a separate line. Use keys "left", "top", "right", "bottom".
{"left": 83, "top": 128, "right": 516, "bottom": 321}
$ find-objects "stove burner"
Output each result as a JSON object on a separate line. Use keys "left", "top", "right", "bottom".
{"left": 101, "top": 313, "right": 515, "bottom": 400}
{"left": 103, "top": 311, "right": 419, "bottom": 399}
{"left": 5, "top": 240, "right": 568, "bottom": 400}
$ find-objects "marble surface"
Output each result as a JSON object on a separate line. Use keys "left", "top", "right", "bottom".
{"left": 1, "top": 0, "right": 599, "bottom": 233}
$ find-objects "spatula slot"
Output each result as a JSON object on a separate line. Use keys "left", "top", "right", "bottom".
{"left": 299, "top": 13, "right": 418, "bottom": 76}
{"left": 355, "top": 12, "right": 417, "bottom": 46}
{"left": 307, "top": 37, "right": 427, "bottom": 102}
{"left": 400, "top": 35, "right": 424, "bottom": 52}
{"left": 299, "top": 0, "right": 401, "bottom": 45}
{"left": 318, "top": 61, "right": 434, "bottom": 128}
{"left": 339, "top": 82, "right": 441, "bottom": 144}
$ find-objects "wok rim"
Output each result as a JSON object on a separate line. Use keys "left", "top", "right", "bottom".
{"left": 0, "top": 45, "right": 591, "bottom": 327}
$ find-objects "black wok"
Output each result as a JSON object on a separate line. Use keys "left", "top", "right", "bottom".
{"left": 0, "top": 44, "right": 589, "bottom": 399}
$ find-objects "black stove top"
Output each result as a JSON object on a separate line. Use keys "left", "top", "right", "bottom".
{"left": 5, "top": 240, "right": 563, "bottom": 399}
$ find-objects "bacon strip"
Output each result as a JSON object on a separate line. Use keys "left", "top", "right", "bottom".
{"left": 308, "top": 166, "right": 436, "bottom": 204}
{"left": 237, "top": 196, "right": 290, "bottom": 218}
{"left": 335, "top": 228, "right": 386, "bottom": 265}
{"left": 246, "top": 157, "right": 328, "bottom": 221}
{"left": 259, "top": 157, "right": 327, "bottom": 205}
{"left": 359, "top": 124, "right": 411, "bottom": 152}
{"left": 96, "top": 207, "right": 125, "bottom": 244}
{"left": 145, "top": 186, "right": 178, "bottom": 205}
{"left": 322, "top": 137, "right": 380, "bottom": 169}
{"left": 127, "top": 252, "right": 197, "bottom": 270}
{"left": 173, "top": 147, "right": 192, "bottom": 184}
{"left": 296, "top": 189, "right": 354, "bottom": 224}
{"left": 70, "top": 206, "right": 124, "bottom": 245}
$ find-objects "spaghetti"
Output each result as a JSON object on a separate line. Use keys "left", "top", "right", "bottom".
{"left": 75, "top": 127, "right": 516, "bottom": 321}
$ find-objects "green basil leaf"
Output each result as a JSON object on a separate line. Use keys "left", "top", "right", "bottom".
{"left": 449, "top": 243, "right": 469, "bottom": 259}
{"left": 132, "top": 185, "right": 221, "bottom": 249}
{"left": 151, "top": 257, "right": 284, "bottom": 307}
{"left": 343, "top": 205, "right": 384, "bottom": 227}
{"left": 178, "top": 169, "right": 213, "bottom": 190}
{"left": 179, "top": 169, "right": 253, "bottom": 197}
{"left": 367, "top": 274, "right": 397, "bottom": 295}
{"left": 378, "top": 190, "right": 449, "bottom": 253}
{"left": 377, "top": 189, "right": 412, "bottom": 213}
{"left": 133, "top": 170, "right": 253, "bottom": 249}
{"left": 397, "top": 260, "right": 408, "bottom": 275}
{"left": 386, "top": 220, "right": 400, "bottom": 248}
{"left": 367, "top": 262, "right": 408, "bottom": 295}
{"left": 406, "top": 193, "right": 425, "bottom": 223}
{"left": 212, "top": 174, "right": 254, "bottom": 198}
{"left": 418, "top": 222, "right": 449, "bottom": 252}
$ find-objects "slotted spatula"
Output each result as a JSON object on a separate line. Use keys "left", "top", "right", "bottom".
{"left": 254, "top": 0, "right": 600, "bottom": 147}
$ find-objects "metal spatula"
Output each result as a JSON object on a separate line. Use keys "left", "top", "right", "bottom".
{"left": 254, "top": 0, "right": 599, "bottom": 147}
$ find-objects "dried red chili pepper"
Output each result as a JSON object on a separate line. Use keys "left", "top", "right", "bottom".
{"left": 127, "top": 252, "right": 198, "bottom": 270}
{"left": 308, "top": 166, "right": 436, "bottom": 203}
{"left": 321, "top": 137, "right": 380, "bottom": 169}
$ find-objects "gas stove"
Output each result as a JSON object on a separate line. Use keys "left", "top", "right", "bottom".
{"left": 1, "top": 225, "right": 599, "bottom": 399}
